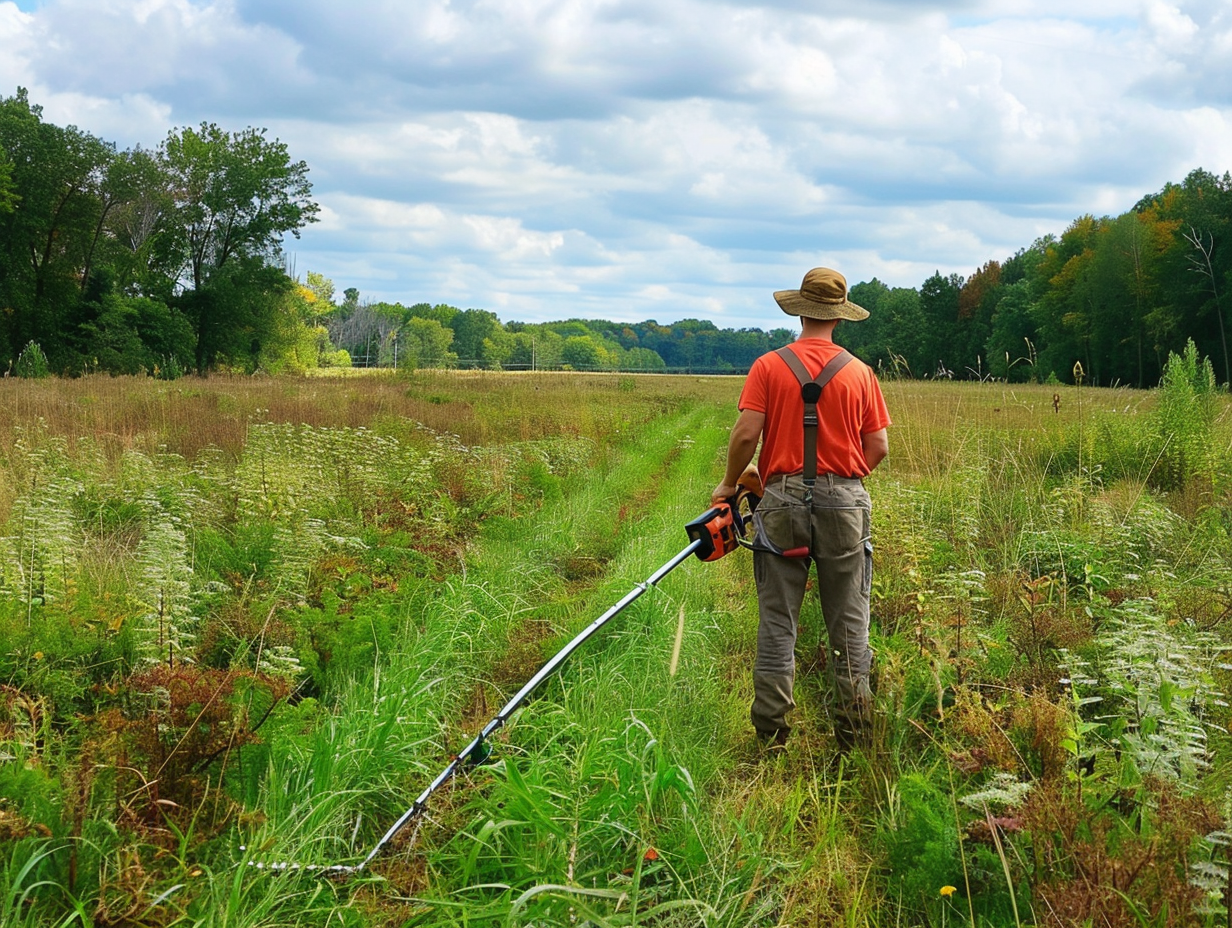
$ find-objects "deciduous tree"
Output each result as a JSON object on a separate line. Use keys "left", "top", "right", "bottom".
{"left": 159, "top": 123, "right": 318, "bottom": 372}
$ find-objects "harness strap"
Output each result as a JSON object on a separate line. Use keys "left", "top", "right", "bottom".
{"left": 774, "top": 346, "right": 854, "bottom": 489}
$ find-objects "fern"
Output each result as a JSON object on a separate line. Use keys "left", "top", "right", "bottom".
{"left": 0, "top": 433, "right": 83, "bottom": 608}
{"left": 131, "top": 496, "right": 198, "bottom": 666}
{"left": 1083, "top": 598, "right": 1227, "bottom": 788}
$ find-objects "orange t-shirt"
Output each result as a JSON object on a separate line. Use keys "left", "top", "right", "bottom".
{"left": 738, "top": 338, "right": 891, "bottom": 479}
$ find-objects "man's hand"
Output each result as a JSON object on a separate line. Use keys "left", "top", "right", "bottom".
{"left": 711, "top": 482, "right": 739, "bottom": 505}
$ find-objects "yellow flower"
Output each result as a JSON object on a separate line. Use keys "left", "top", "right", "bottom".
{"left": 939, "top": 885, "right": 957, "bottom": 898}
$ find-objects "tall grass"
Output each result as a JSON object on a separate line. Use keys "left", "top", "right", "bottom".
{"left": 2, "top": 365, "right": 1231, "bottom": 927}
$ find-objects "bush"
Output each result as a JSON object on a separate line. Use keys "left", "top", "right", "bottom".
{"left": 155, "top": 354, "right": 184, "bottom": 380}
{"left": 13, "top": 341, "right": 50, "bottom": 378}
{"left": 1150, "top": 338, "right": 1218, "bottom": 491}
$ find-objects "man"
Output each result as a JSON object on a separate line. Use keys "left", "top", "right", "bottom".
{"left": 712, "top": 267, "right": 890, "bottom": 750}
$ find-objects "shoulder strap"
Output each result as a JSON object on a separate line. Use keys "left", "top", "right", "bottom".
{"left": 775, "top": 346, "right": 854, "bottom": 488}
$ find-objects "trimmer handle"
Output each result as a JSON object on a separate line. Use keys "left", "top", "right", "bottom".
{"left": 736, "top": 466, "right": 763, "bottom": 510}
{"left": 685, "top": 468, "right": 762, "bottom": 562}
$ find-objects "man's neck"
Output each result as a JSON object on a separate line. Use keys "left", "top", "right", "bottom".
{"left": 800, "top": 317, "right": 839, "bottom": 340}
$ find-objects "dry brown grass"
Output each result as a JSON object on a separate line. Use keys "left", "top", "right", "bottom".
{"left": 0, "top": 370, "right": 743, "bottom": 462}
{"left": 1, "top": 372, "right": 1181, "bottom": 483}
{"left": 879, "top": 380, "right": 1156, "bottom": 480}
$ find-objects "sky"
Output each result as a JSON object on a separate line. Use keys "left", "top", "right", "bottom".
{"left": 2, "top": 0, "right": 1231, "bottom": 330}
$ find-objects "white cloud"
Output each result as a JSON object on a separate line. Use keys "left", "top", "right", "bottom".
{"left": 1146, "top": 1, "right": 1198, "bottom": 50}
{"left": 0, "top": 3, "right": 36, "bottom": 92}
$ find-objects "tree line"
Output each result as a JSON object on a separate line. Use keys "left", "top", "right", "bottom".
{"left": 2, "top": 86, "right": 1228, "bottom": 384}
{"left": 317, "top": 284, "right": 797, "bottom": 373}
{"left": 843, "top": 169, "right": 1232, "bottom": 386}
{"left": 0, "top": 88, "right": 793, "bottom": 377}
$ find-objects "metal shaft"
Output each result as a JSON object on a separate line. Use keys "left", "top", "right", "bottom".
{"left": 250, "top": 537, "right": 702, "bottom": 876}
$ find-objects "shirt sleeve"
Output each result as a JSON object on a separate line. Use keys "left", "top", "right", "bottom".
{"left": 738, "top": 356, "right": 770, "bottom": 413}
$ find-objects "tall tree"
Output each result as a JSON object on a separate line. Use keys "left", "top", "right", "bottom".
{"left": 1030, "top": 216, "right": 1101, "bottom": 382}
{"left": 1182, "top": 224, "right": 1229, "bottom": 385}
{"left": 879, "top": 287, "right": 927, "bottom": 377}
{"left": 1137, "top": 169, "right": 1232, "bottom": 384}
{"left": 159, "top": 123, "right": 318, "bottom": 371}
{"left": 985, "top": 281, "right": 1038, "bottom": 381}
{"left": 448, "top": 308, "right": 502, "bottom": 365}
{"left": 105, "top": 147, "right": 173, "bottom": 296}
{"left": 0, "top": 89, "right": 115, "bottom": 361}
{"left": 400, "top": 316, "right": 456, "bottom": 368}
{"left": 957, "top": 261, "right": 1002, "bottom": 377}
{"left": 919, "top": 272, "right": 964, "bottom": 376}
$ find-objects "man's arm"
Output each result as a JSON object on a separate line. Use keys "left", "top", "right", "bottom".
{"left": 712, "top": 408, "right": 765, "bottom": 503}
{"left": 862, "top": 427, "right": 888, "bottom": 472}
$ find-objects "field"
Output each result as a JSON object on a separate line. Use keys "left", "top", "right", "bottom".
{"left": 1, "top": 367, "right": 1230, "bottom": 927}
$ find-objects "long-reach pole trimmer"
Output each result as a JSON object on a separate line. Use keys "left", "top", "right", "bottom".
{"left": 246, "top": 472, "right": 761, "bottom": 877}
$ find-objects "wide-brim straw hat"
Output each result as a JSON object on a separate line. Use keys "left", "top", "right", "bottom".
{"left": 774, "top": 267, "right": 869, "bottom": 321}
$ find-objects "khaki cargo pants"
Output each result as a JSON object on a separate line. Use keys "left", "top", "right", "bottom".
{"left": 751, "top": 473, "right": 874, "bottom": 742}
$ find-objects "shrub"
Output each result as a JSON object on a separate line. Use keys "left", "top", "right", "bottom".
{"left": 107, "top": 664, "right": 289, "bottom": 820}
{"left": 155, "top": 354, "right": 184, "bottom": 380}
{"left": 13, "top": 341, "right": 50, "bottom": 378}
{"left": 1151, "top": 338, "right": 1218, "bottom": 491}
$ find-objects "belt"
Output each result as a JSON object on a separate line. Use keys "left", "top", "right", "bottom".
{"left": 766, "top": 472, "right": 864, "bottom": 488}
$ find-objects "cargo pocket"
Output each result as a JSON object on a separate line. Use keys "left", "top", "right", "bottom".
{"left": 752, "top": 485, "right": 811, "bottom": 557}
{"left": 862, "top": 540, "right": 873, "bottom": 596}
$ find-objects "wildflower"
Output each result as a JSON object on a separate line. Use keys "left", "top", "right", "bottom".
{"left": 940, "top": 885, "right": 957, "bottom": 898}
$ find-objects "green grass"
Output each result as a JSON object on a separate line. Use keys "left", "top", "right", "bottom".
{"left": 1, "top": 369, "right": 1230, "bottom": 927}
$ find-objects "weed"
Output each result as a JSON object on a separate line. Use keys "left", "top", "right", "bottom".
{"left": 1152, "top": 338, "right": 1220, "bottom": 492}
{"left": 13, "top": 342, "right": 50, "bottom": 379}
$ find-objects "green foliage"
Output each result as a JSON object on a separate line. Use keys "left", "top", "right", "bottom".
{"left": 879, "top": 772, "right": 962, "bottom": 905}
{"left": 180, "top": 257, "right": 297, "bottom": 373}
{"left": 561, "top": 333, "right": 608, "bottom": 370}
{"left": 0, "top": 140, "right": 16, "bottom": 215}
{"left": 12, "top": 341, "right": 49, "bottom": 378}
{"left": 68, "top": 272, "right": 196, "bottom": 375}
{"left": 399, "top": 315, "right": 456, "bottom": 369}
{"left": 161, "top": 122, "right": 318, "bottom": 291}
{"left": 1151, "top": 338, "right": 1219, "bottom": 490}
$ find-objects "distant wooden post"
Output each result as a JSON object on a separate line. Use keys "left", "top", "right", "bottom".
{"left": 1052, "top": 393, "right": 1061, "bottom": 413}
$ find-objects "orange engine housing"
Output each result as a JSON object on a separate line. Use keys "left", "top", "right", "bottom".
{"left": 685, "top": 503, "right": 741, "bottom": 562}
